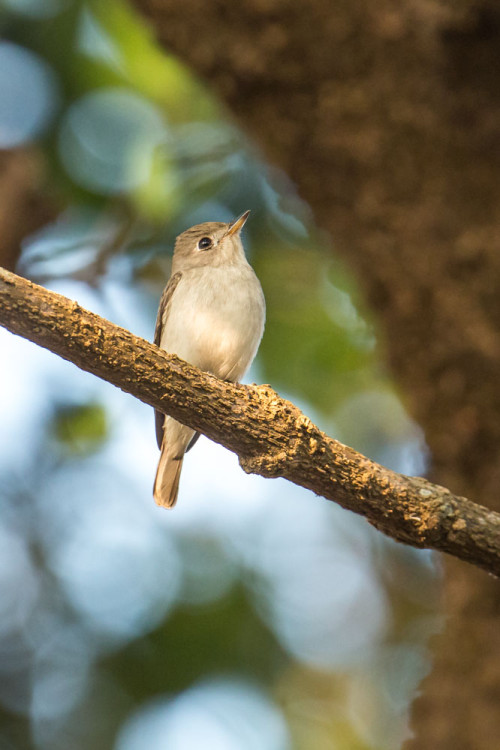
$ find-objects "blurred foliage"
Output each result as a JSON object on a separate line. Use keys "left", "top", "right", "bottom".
{"left": 255, "top": 244, "right": 376, "bottom": 412}
{"left": 0, "top": 1, "right": 438, "bottom": 749}
{"left": 50, "top": 401, "right": 108, "bottom": 456}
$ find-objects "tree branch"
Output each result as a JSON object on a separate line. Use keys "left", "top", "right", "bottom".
{"left": 1, "top": 265, "right": 499, "bottom": 575}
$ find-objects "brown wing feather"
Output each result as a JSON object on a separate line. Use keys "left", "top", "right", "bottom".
{"left": 153, "top": 272, "right": 201, "bottom": 452}
{"left": 155, "top": 410, "right": 166, "bottom": 450}
{"left": 154, "top": 272, "right": 182, "bottom": 449}
{"left": 154, "top": 272, "right": 182, "bottom": 346}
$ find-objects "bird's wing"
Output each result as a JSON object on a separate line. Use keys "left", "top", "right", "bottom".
{"left": 154, "top": 271, "right": 182, "bottom": 347}
{"left": 155, "top": 410, "right": 167, "bottom": 451}
{"left": 154, "top": 272, "right": 182, "bottom": 449}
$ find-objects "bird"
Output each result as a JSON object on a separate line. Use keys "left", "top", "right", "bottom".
{"left": 153, "top": 211, "right": 266, "bottom": 508}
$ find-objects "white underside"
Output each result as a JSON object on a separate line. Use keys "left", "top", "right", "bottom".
{"left": 159, "top": 263, "right": 265, "bottom": 457}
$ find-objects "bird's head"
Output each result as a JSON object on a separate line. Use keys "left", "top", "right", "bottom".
{"left": 172, "top": 211, "right": 251, "bottom": 271}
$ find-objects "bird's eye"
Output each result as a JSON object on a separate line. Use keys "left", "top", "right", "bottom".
{"left": 198, "top": 236, "right": 212, "bottom": 250}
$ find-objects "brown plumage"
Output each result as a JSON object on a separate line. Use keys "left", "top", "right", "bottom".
{"left": 153, "top": 449, "right": 183, "bottom": 508}
{"left": 153, "top": 212, "right": 265, "bottom": 508}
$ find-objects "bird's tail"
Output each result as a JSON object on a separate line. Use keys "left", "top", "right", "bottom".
{"left": 153, "top": 447, "right": 183, "bottom": 508}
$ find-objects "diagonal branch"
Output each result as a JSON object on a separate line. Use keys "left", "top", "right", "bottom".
{"left": 1, "top": 265, "right": 500, "bottom": 576}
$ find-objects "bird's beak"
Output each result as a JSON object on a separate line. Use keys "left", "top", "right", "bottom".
{"left": 226, "top": 210, "right": 251, "bottom": 237}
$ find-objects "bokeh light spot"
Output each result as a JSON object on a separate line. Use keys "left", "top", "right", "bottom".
{"left": 58, "top": 88, "right": 169, "bottom": 195}
{"left": 2, "top": 0, "right": 65, "bottom": 19}
{"left": 0, "top": 42, "right": 58, "bottom": 147}
{"left": 115, "top": 678, "right": 291, "bottom": 750}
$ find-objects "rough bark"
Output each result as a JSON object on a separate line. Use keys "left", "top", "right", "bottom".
{"left": 2, "top": 265, "right": 500, "bottom": 576}
{"left": 128, "top": 1, "right": 500, "bottom": 747}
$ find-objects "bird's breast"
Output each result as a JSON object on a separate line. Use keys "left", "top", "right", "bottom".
{"left": 160, "top": 265, "right": 265, "bottom": 382}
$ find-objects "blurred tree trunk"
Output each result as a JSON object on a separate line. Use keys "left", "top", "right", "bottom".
{"left": 131, "top": 0, "right": 500, "bottom": 747}
{"left": 0, "top": 149, "right": 54, "bottom": 271}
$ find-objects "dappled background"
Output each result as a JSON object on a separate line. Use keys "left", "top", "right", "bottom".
{"left": 0, "top": 1, "right": 439, "bottom": 748}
